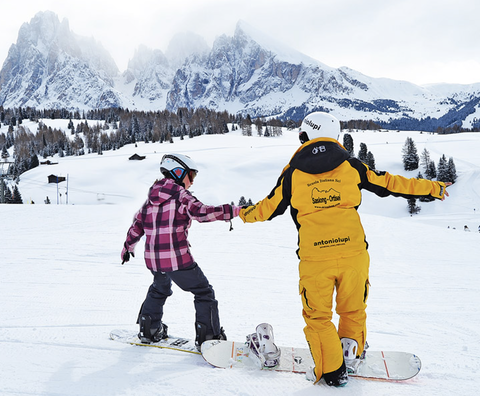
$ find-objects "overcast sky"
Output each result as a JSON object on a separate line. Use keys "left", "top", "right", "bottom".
{"left": 2, "top": 0, "right": 480, "bottom": 86}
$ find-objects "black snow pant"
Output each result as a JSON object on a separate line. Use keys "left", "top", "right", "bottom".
{"left": 140, "top": 263, "right": 221, "bottom": 336}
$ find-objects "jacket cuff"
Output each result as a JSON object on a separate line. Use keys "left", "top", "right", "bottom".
{"left": 434, "top": 182, "right": 447, "bottom": 199}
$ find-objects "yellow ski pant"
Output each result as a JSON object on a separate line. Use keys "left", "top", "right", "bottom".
{"left": 299, "top": 250, "right": 370, "bottom": 381}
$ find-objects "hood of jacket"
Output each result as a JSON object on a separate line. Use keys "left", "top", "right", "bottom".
{"left": 147, "top": 178, "right": 182, "bottom": 206}
{"left": 289, "top": 138, "right": 350, "bottom": 174}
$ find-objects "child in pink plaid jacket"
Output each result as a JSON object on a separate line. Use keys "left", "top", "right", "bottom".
{"left": 121, "top": 154, "right": 241, "bottom": 349}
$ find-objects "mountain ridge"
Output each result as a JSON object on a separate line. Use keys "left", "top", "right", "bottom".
{"left": 1, "top": 11, "right": 480, "bottom": 130}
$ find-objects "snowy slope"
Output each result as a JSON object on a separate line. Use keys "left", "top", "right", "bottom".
{"left": 1, "top": 124, "right": 480, "bottom": 395}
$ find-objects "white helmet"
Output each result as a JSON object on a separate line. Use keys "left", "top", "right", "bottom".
{"left": 299, "top": 112, "right": 340, "bottom": 144}
{"left": 160, "top": 153, "right": 198, "bottom": 185}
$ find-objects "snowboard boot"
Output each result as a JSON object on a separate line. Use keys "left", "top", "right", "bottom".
{"left": 195, "top": 322, "right": 227, "bottom": 351}
{"left": 138, "top": 314, "right": 168, "bottom": 344}
{"left": 150, "top": 323, "right": 168, "bottom": 342}
{"left": 246, "top": 323, "right": 281, "bottom": 368}
{"left": 323, "top": 360, "right": 349, "bottom": 387}
{"left": 307, "top": 363, "right": 348, "bottom": 387}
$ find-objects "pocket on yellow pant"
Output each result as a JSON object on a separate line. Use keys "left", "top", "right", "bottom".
{"left": 299, "top": 283, "right": 312, "bottom": 312}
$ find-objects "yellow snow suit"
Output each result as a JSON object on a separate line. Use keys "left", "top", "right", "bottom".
{"left": 239, "top": 137, "right": 447, "bottom": 381}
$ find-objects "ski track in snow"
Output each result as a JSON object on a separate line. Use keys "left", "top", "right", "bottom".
{"left": 1, "top": 124, "right": 480, "bottom": 395}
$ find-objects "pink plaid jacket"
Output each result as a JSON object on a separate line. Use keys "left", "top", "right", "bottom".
{"left": 122, "top": 178, "right": 236, "bottom": 272}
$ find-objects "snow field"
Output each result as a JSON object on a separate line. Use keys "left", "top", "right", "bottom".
{"left": 1, "top": 124, "right": 480, "bottom": 395}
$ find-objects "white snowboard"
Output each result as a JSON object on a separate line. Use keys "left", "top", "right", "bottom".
{"left": 201, "top": 340, "right": 421, "bottom": 381}
{"left": 110, "top": 329, "right": 200, "bottom": 355}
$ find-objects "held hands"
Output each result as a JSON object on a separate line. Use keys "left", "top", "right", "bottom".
{"left": 232, "top": 205, "right": 241, "bottom": 217}
{"left": 229, "top": 205, "right": 243, "bottom": 231}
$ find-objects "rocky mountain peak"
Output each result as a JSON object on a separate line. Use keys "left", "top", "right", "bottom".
{"left": 1, "top": 12, "right": 480, "bottom": 130}
{"left": 0, "top": 11, "right": 124, "bottom": 109}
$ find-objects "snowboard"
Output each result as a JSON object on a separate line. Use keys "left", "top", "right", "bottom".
{"left": 110, "top": 329, "right": 200, "bottom": 355}
{"left": 201, "top": 340, "right": 422, "bottom": 381}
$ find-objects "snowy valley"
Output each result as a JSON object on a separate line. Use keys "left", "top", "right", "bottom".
{"left": 1, "top": 120, "right": 480, "bottom": 395}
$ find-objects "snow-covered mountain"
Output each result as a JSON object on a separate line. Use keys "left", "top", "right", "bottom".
{"left": 116, "top": 32, "right": 211, "bottom": 110}
{"left": 2, "top": 11, "right": 480, "bottom": 130}
{"left": 0, "top": 11, "right": 132, "bottom": 109}
{"left": 119, "top": 45, "right": 173, "bottom": 109}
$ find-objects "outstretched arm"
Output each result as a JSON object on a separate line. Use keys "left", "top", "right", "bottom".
{"left": 240, "top": 167, "right": 292, "bottom": 223}
{"left": 352, "top": 159, "right": 450, "bottom": 201}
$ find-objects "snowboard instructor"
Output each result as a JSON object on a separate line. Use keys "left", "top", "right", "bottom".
{"left": 238, "top": 112, "right": 451, "bottom": 387}
{"left": 121, "top": 153, "right": 241, "bottom": 349}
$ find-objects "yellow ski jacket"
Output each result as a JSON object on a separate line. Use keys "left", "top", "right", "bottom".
{"left": 240, "top": 138, "right": 447, "bottom": 261}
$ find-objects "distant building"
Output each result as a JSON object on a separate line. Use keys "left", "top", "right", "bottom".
{"left": 48, "top": 174, "right": 66, "bottom": 184}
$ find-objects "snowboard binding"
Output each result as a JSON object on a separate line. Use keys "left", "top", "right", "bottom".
{"left": 195, "top": 322, "right": 227, "bottom": 351}
{"left": 138, "top": 314, "right": 168, "bottom": 344}
{"left": 341, "top": 338, "right": 368, "bottom": 374}
{"left": 246, "top": 323, "right": 281, "bottom": 368}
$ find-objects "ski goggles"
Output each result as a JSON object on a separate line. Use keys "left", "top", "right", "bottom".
{"left": 188, "top": 170, "right": 198, "bottom": 182}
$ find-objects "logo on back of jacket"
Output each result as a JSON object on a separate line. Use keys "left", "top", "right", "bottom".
{"left": 311, "top": 187, "right": 341, "bottom": 208}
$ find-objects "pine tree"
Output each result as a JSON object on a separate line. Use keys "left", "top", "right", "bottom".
{"left": 0, "top": 179, "right": 8, "bottom": 203}
{"left": 366, "top": 151, "right": 376, "bottom": 169}
{"left": 241, "top": 115, "right": 252, "bottom": 136}
{"left": 285, "top": 119, "right": 296, "bottom": 130}
{"left": 6, "top": 125, "right": 14, "bottom": 148}
{"left": 4, "top": 184, "right": 13, "bottom": 204}
{"left": 241, "top": 124, "right": 252, "bottom": 136}
{"left": 238, "top": 196, "right": 247, "bottom": 206}
{"left": 343, "top": 133, "right": 354, "bottom": 157}
{"left": 447, "top": 157, "right": 457, "bottom": 184}
{"left": 68, "top": 119, "right": 74, "bottom": 133}
{"left": 402, "top": 137, "right": 419, "bottom": 171}
{"left": 437, "top": 154, "right": 449, "bottom": 182}
{"left": 132, "top": 115, "right": 141, "bottom": 141}
{"left": 407, "top": 197, "right": 421, "bottom": 214}
{"left": 222, "top": 121, "right": 229, "bottom": 134}
{"left": 255, "top": 118, "right": 263, "bottom": 137}
{"left": 1, "top": 145, "right": 9, "bottom": 160}
{"left": 358, "top": 143, "right": 368, "bottom": 163}
{"left": 420, "top": 148, "right": 431, "bottom": 172}
{"left": 29, "top": 153, "right": 39, "bottom": 169}
{"left": 12, "top": 185, "right": 23, "bottom": 204}
{"left": 425, "top": 160, "right": 437, "bottom": 180}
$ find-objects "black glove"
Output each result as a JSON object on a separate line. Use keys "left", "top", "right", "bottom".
{"left": 122, "top": 250, "right": 134, "bottom": 265}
